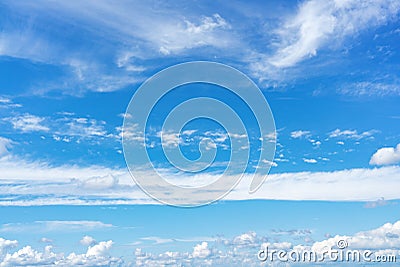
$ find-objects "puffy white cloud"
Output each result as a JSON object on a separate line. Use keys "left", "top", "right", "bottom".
{"left": 86, "top": 240, "right": 113, "bottom": 257}
{"left": 0, "top": 238, "right": 18, "bottom": 255}
{"left": 0, "top": 239, "right": 120, "bottom": 267}
{"left": 192, "top": 242, "right": 211, "bottom": 258}
{"left": 4, "top": 222, "right": 395, "bottom": 266}
{"left": 80, "top": 236, "right": 96, "bottom": 246}
{"left": 270, "top": 0, "right": 400, "bottom": 67}
{"left": 130, "top": 221, "right": 400, "bottom": 265}
{"left": 370, "top": 144, "right": 400, "bottom": 166}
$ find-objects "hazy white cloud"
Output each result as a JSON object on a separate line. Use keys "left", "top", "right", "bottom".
{"left": 0, "top": 2, "right": 235, "bottom": 95}
{"left": 158, "top": 14, "right": 231, "bottom": 55}
{"left": 339, "top": 81, "right": 400, "bottom": 97}
{"left": 40, "top": 238, "right": 53, "bottom": 243}
{"left": 4, "top": 114, "right": 49, "bottom": 132}
{"left": 0, "top": 137, "right": 12, "bottom": 157}
{"left": 270, "top": 0, "right": 400, "bottom": 68}
{"left": 290, "top": 130, "right": 311, "bottom": 139}
{"left": 370, "top": 143, "right": 400, "bottom": 165}
{"left": 0, "top": 97, "right": 22, "bottom": 109}
{"left": 0, "top": 221, "right": 113, "bottom": 233}
{"left": 328, "top": 128, "right": 377, "bottom": 139}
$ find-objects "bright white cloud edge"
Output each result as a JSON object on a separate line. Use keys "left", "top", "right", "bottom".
{"left": 0, "top": 155, "right": 400, "bottom": 205}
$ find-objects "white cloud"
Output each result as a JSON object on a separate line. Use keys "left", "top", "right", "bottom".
{"left": 60, "top": 117, "right": 109, "bottom": 139}
{"left": 269, "top": 0, "right": 400, "bottom": 67}
{"left": 3, "top": 221, "right": 400, "bottom": 266}
{"left": 86, "top": 240, "right": 113, "bottom": 257}
{"left": 130, "top": 220, "right": 400, "bottom": 265}
{"left": 1, "top": 153, "right": 400, "bottom": 205}
{"left": 0, "top": 238, "right": 120, "bottom": 267}
{"left": 328, "top": 128, "right": 377, "bottom": 139}
{"left": 370, "top": 144, "right": 400, "bottom": 165}
{"left": 80, "top": 236, "right": 96, "bottom": 246}
{"left": 0, "top": 97, "right": 22, "bottom": 109}
{"left": 192, "top": 242, "right": 211, "bottom": 258}
{"left": 81, "top": 174, "right": 119, "bottom": 190}
{"left": 290, "top": 130, "right": 311, "bottom": 139}
{"left": 0, "top": 2, "right": 235, "bottom": 95}
{"left": 303, "top": 158, "right": 317, "bottom": 164}
{"left": 4, "top": 114, "right": 49, "bottom": 132}
{"left": 0, "top": 238, "right": 18, "bottom": 255}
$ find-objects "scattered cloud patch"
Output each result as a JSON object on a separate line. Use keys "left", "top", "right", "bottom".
{"left": 303, "top": 158, "right": 317, "bottom": 164}
{"left": 339, "top": 81, "right": 400, "bottom": 97}
{"left": 4, "top": 114, "right": 49, "bottom": 132}
{"left": 290, "top": 130, "right": 311, "bottom": 139}
{"left": 328, "top": 128, "right": 377, "bottom": 140}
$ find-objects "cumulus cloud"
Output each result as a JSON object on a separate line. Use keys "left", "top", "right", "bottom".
{"left": 80, "top": 236, "right": 96, "bottom": 246}
{"left": 0, "top": 238, "right": 120, "bottom": 267}
{"left": 370, "top": 144, "right": 400, "bottom": 165}
{"left": 2, "top": 221, "right": 400, "bottom": 266}
{"left": 0, "top": 238, "right": 18, "bottom": 255}
{"left": 130, "top": 220, "right": 400, "bottom": 266}
{"left": 192, "top": 242, "right": 211, "bottom": 258}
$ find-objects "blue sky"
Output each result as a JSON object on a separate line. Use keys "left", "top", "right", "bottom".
{"left": 0, "top": 0, "right": 400, "bottom": 266}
